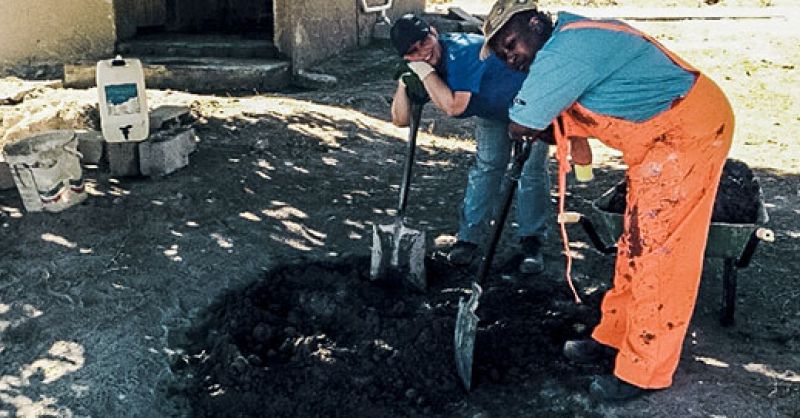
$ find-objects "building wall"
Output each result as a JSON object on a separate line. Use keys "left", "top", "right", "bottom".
{"left": 274, "top": 0, "right": 424, "bottom": 70}
{"left": 0, "top": 0, "right": 116, "bottom": 68}
{"left": 0, "top": 0, "right": 423, "bottom": 72}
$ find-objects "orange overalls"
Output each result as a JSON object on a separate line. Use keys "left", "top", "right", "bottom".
{"left": 553, "top": 20, "right": 734, "bottom": 389}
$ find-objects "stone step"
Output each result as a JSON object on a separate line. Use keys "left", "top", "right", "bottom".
{"left": 63, "top": 56, "right": 291, "bottom": 93}
{"left": 117, "top": 34, "right": 279, "bottom": 59}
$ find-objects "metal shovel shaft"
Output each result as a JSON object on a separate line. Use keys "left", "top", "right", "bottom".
{"left": 474, "top": 142, "right": 528, "bottom": 284}
{"left": 397, "top": 103, "right": 423, "bottom": 215}
{"left": 455, "top": 141, "right": 533, "bottom": 391}
{"left": 391, "top": 102, "right": 423, "bottom": 263}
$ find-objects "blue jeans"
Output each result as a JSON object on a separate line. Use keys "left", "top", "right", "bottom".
{"left": 458, "top": 117, "right": 551, "bottom": 244}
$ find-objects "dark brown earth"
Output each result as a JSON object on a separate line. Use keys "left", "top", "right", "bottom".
{"left": 0, "top": 8, "right": 798, "bottom": 417}
{"left": 170, "top": 256, "right": 608, "bottom": 417}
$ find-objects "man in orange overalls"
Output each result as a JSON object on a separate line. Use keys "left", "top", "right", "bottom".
{"left": 481, "top": 0, "right": 734, "bottom": 401}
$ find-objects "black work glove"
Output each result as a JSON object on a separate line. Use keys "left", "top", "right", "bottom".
{"left": 394, "top": 61, "right": 430, "bottom": 105}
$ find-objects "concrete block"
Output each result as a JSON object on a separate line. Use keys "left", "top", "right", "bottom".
{"left": 106, "top": 141, "right": 141, "bottom": 177}
{"left": 63, "top": 64, "right": 97, "bottom": 89}
{"left": 423, "top": 15, "right": 461, "bottom": 33}
{"left": 117, "top": 38, "right": 278, "bottom": 60}
{"left": 149, "top": 105, "right": 193, "bottom": 133}
{"left": 458, "top": 21, "right": 482, "bottom": 33}
{"left": 139, "top": 128, "right": 197, "bottom": 177}
{"left": 448, "top": 6, "right": 484, "bottom": 34}
{"left": 372, "top": 21, "right": 392, "bottom": 40}
{"left": 76, "top": 130, "right": 104, "bottom": 165}
{"left": 0, "top": 161, "right": 14, "bottom": 190}
{"left": 293, "top": 70, "right": 338, "bottom": 90}
{"left": 65, "top": 58, "right": 291, "bottom": 93}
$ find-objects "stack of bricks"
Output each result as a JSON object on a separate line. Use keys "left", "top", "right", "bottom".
{"left": 92, "top": 105, "right": 196, "bottom": 177}
{"left": 1, "top": 105, "right": 196, "bottom": 189}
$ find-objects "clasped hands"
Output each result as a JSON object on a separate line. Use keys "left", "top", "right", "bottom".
{"left": 508, "top": 121, "right": 545, "bottom": 143}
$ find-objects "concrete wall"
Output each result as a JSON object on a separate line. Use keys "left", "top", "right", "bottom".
{"left": 0, "top": 0, "right": 422, "bottom": 73}
{"left": 0, "top": 0, "right": 116, "bottom": 68}
{"left": 274, "top": 0, "right": 424, "bottom": 70}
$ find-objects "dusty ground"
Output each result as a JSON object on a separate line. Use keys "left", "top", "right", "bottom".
{"left": 1, "top": 2, "right": 798, "bottom": 417}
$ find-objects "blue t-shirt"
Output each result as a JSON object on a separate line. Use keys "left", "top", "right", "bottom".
{"left": 509, "top": 12, "right": 696, "bottom": 130}
{"left": 438, "top": 33, "right": 527, "bottom": 121}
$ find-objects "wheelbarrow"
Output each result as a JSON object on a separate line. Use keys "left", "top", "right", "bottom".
{"left": 562, "top": 184, "right": 774, "bottom": 326}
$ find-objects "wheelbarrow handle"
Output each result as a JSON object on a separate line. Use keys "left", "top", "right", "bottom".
{"left": 735, "top": 227, "right": 774, "bottom": 268}
{"left": 397, "top": 102, "right": 424, "bottom": 218}
{"left": 475, "top": 141, "right": 533, "bottom": 283}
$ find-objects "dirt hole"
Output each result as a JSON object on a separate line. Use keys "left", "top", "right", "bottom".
{"left": 168, "top": 256, "right": 608, "bottom": 417}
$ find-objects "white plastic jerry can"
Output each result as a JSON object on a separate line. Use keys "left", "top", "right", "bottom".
{"left": 96, "top": 55, "right": 149, "bottom": 142}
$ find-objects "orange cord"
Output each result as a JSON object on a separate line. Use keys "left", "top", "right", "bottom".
{"left": 554, "top": 126, "right": 583, "bottom": 304}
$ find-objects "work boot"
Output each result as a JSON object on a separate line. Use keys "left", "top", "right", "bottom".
{"left": 563, "top": 339, "right": 617, "bottom": 364}
{"left": 447, "top": 241, "right": 478, "bottom": 266}
{"left": 589, "top": 375, "right": 650, "bottom": 402}
{"left": 519, "top": 236, "right": 544, "bottom": 274}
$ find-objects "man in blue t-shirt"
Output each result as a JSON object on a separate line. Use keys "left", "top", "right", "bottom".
{"left": 389, "top": 14, "right": 551, "bottom": 274}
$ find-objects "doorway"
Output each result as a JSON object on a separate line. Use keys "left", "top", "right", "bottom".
{"left": 164, "top": 0, "right": 273, "bottom": 39}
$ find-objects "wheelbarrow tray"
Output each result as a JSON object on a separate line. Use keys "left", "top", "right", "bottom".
{"left": 590, "top": 186, "right": 769, "bottom": 259}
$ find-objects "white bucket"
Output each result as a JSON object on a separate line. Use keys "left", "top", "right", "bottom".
{"left": 96, "top": 55, "right": 149, "bottom": 143}
{"left": 2, "top": 130, "right": 87, "bottom": 212}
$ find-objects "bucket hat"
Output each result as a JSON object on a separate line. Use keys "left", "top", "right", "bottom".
{"left": 480, "top": 0, "right": 538, "bottom": 60}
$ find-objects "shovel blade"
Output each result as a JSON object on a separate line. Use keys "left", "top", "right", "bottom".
{"left": 454, "top": 282, "right": 483, "bottom": 391}
{"left": 370, "top": 222, "right": 427, "bottom": 291}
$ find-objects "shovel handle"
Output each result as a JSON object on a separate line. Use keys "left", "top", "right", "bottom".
{"left": 397, "top": 102, "right": 423, "bottom": 218}
{"left": 475, "top": 141, "right": 532, "bottom": 283}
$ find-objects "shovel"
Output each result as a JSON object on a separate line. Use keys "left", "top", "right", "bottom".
{"left": 370, "top": 101, "right": 426, "bottom": 291}
{"left": 455, "top": 140, "right": 533, "bottom": 391}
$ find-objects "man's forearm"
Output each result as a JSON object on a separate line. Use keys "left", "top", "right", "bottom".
{"left": 391, "top": 82, "right": 411, "bottom": 126}
{"left": 422, "top": 75, "right": 469, "bottom": 117}
{"left": 570, "top": 136, "right": 592, "bottom": 165}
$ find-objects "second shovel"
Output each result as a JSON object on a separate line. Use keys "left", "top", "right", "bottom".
{"left": 454, "top": 140, "right": 532, "bottom": 391}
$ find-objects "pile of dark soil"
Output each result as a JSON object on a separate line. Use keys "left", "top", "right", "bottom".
{"left": 604, "top": 159, "right": 761, "bottom": 223}
{"left": 169, "top": 256, "right": 608, "bottom": 417}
